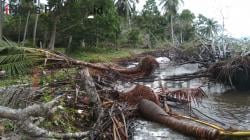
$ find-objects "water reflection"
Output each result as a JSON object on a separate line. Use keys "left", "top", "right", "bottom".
{"left": 132, "top": 61, "right": 250, "bottom": 139}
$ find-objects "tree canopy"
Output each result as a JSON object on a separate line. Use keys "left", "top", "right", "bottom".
{"left": 0, "top": 0, "right": 237, "bottom": 51}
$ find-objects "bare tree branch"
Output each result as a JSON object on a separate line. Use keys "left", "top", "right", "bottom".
{"left": 0, "top": 96, "right": 89, "bottom": 139}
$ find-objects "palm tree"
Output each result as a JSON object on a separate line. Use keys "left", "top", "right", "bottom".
{"left": 142, "top": 0, "right": 160, "bottom": 16}
{"left": 47, "top": 0, "right": 64, "bottom": 50}
{"left": 160, "top": 0, "right": 183, "bottom": 45}
{"left": 114, "top": 0, "right": 138, "bottom": 28}
{"left": 33, "top": 0, "right": 40, "bottom": 47}
{"left": 203, "top": 19, "right": 219, "bottom": 38}
{"left": 20, "top": 0, "right": 34, "bottom": 46}
{"left": 196, "top": 14, "right": 219, "bottom": 39}
{"left": 114, "top": 0, "right": 138, "bottom": 18}
{"left": 195, "top": 14, "right": 220, "bottom": 57}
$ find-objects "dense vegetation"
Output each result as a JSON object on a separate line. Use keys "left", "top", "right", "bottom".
{"left": 1, "top": 1, "right": 250, "bottom": 140}
{"left": 0, "top": 0, "right": 249, "bottom": 64}
{"left": 1, "top": 0, "right": 248, "bottom": 55}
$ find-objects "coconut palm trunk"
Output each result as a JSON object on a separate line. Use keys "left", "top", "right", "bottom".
{"left": 32, "top": 14, "right": 39, "bottom": 46}
{"left": 48, "top": 17, "right": 58, "bottom": 50}
{"left": 33, "top": 0, "right": 40, "bottom": 47}
{"left": 22, "top": 10, "right": 31, "bottom": 46}
{"left": 180, "top": 30, "right": 183, "bottom": 44}
{"left": 0, "top": 0, "right": 3, "bottom": 41}
{"left": 18, "top": 16, "right": 22, "bottom": 43}
{"left": 170, "top": 15, "right": 175, "bottom": 45}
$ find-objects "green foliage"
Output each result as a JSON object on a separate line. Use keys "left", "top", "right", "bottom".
{"left": 3, "top": 120, "right": 16, "bottom": 132}
{"left": 179, "top": 9, "right": 195, "bottom": 22}
{"left": 128, "top": 29, "right": 141, "bottom": 46}
{"left": 42, "top": 91, "right": 53, "bottom": 102}
{"left": 0, "top": 42, "right": 43, "bottom": 76}
{"left": 1, "top": 0, "right": 223, "bottom": 50}
{"left": 133, "top": 1, "right": 167, "bottom": 47}
{"left": 195, "top": 14, "right": 220, "bottom": 39}
{"left": 54, "top": 0, "right": 121, "bottom": 49}
{"left": 115, "top": 0, "right": 138, "bottom": 17}
{"left": 70, "top": 47, "right": 133, "bottom": 62}
{"left": 160, "top": 0, "right": 184, "bottom": 16}
{"left": 175, "top": 9, "right": 196, "bottom": 42}
{"left": 142, "top": 0, "right": 160, "bottom": 16}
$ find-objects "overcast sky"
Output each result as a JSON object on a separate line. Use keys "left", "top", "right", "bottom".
{"left": 39, "top": 0, "right": 250, "bottom": 38}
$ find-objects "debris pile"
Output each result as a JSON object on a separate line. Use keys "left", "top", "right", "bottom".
{"left": 208, "top": 56, "right": 250, "bottom": 91}
{"left": 1, "top": 48, "right": 250, "bottom": 140}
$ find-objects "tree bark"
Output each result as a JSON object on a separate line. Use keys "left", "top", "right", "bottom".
{"left": 77, "top": 68, "right": 103, "bottom": 128}
{"left": 33, "top": 0, "right": 40, "bottom": 47}
{"left": 180, "top": 30, "right": 183, "bottom": 44}
{"left": 42, "top": 29, "right": 48, "bottom": 48}
{"left": 48, "top": 16, "right": 58, "bottom": 50}
{"left": 33, "top": 14, "right": 39, "bottom": 46}
{"left": 170, "top": 15, "right": 175, "bottom": 46}
{"left": 18, "top": 16, "right": 22, "bottom": 43}
{"left": 66, "top": 35, "right": 72, "bottom": 54}
{"left": 0, "top": 96, "right": 90, "bottom": 139}
{"left": 78, "top": 68, "right": 101, "bottom": 104}
{"left": 138, "top": 99, "right": 220, "bottom": 139}
{"left": 0, "top": 0, "right": 3, "bottom": 41}
{"left": 22, "top": 10, "right": 31, "bottom": 46}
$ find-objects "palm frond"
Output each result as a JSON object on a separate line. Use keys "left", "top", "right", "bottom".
{"left": 0, "top": 39, "right": 81, "bottom": 77}
{"left": 165, "top": 87, "right": 207, "bottom": 105}
{"left": 158, "top": 86, "right": 207, "bottom": 106}
{"left": 0, "top": 46, "right": 44, "bottom": 76}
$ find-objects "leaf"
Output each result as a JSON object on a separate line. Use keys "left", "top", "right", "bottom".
{"left": 0, "top": 41, "right": 43, "bottom": 76}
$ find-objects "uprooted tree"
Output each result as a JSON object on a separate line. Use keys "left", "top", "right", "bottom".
{"left": 1, "top": 44, "right": 250, "bottom": 139}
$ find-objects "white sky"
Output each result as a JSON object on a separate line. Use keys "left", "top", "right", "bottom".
{"left": 39, "top": 0, "right": 250, "bottom": 38}
{"left": 137, "top": 0, "right": 250, "bottom": 38}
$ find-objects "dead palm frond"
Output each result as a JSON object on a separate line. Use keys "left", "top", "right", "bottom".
{"left": 158, "top": 83, "right": 207, "bottom": 106}
{"left": 165, "top": 87, "right": 207, "bottom": 106}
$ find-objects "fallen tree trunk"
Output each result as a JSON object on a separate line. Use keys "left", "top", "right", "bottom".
{"left": 0, "top": 96, "right": 90, "bottom": 139}
{"left": 138, "top": 99, "right": 220, "bottom": 139}
{"left": 76, "top": 67, "right": 104, "bottom": 129}
{"left": 0, "top": 47, "right": 159, "bottom": 80}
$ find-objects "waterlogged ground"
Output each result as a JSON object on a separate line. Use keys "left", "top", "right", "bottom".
{"left": 130, "top": 58, "right": 250, "bottom": 140}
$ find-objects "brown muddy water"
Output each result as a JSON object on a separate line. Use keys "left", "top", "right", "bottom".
{"left": 129, "top": 58, "right": 250, "bottom": 140}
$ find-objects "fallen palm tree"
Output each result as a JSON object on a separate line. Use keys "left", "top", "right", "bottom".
{"left": 0, "top": 67, "right": 132, "bottom": 139}
{"left": 0, "top": 45, "right": 159, "bottom": 80}
{"left": 119, "top": 84, "right": 160, "bottom": 105}
{"left": 138, "top": 99, "right": 250, "bottom": 139}
{"left": 138, "top": 99, "right": 220, "bottom": 139}
{"left": 1, "top": 66, "right": 249, "bottom": 139}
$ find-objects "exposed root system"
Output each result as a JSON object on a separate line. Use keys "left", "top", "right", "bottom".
{"left": 208, "top": 56, "right": 250, "bottom": 91}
